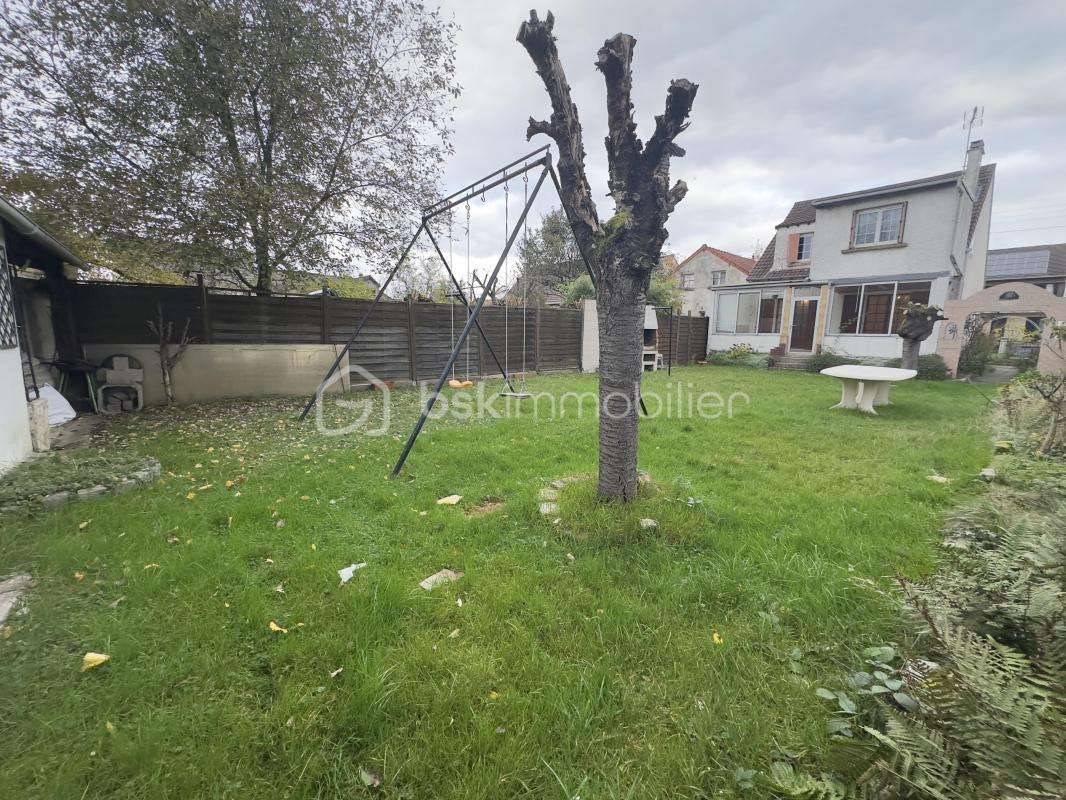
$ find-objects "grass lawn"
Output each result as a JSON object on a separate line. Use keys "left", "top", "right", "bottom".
{"left": 0, "top": 366, "right": 991, "bottom": 799}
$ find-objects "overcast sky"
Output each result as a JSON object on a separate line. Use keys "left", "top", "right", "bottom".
{"left": 430, "top": 0, "right": 1066, "bottom": 282}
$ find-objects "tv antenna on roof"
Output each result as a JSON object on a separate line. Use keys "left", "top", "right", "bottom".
{"left": 962, "top": 106, "right": 984, "bottom": 159}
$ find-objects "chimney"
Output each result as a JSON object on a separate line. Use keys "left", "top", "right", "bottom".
{"left": 963, "top": 139, "right": 985, "bottom": 193}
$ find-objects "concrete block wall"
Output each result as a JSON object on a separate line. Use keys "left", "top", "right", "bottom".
{"left": 83, "top": 344, "right": 353, "bottom": 406}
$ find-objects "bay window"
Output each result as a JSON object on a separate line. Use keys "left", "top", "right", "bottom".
{"left": 852, "top": 203, "right": 906, "bottom": 247}
{"left": 828, "top": 280, "right": 933, "bottom": 335}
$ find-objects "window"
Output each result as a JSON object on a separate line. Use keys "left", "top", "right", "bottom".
{"left": 828, "top": 280, "right": 932, "bottom": 335}
{"left": 852, "top": 203, "right": 905, "bottom": 247}
{"left": 829, "top": 286, "right": 861, "bottom": 333}
{"left": 715, "top": 292, "right": 738, "bottom": 333}
{"left": 681, "top": 272, "right": 695, "bottom": 290}
{"left": 892, "top": 282, "right": 931, "bottom": 333}
{"left": 710, "top": 270, "right": 725, "bottom": 286}
{"left": 758, "top": 290, "right": 784, "bottom": 334}
{"left": 859, "top": 283, "right": 894, "bottom": 334}
{"left": 715, "top": 290, "right": 782, "bottom": 334}
{"left": 796, "top": 233, "right": 813, "bottom": 261}
{"left": 735, "top": 292, "right": 760, "bottom": 333}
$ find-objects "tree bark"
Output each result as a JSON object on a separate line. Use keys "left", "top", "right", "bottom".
{"left": 900, "top": 337, "right": 921, "bottom": 371}
{"left": 518, "top": 10, "right": 696, "bottom": 501}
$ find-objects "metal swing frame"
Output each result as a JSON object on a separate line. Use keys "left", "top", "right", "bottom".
{"left": 297, "top": 147, "right": 600, "bottom": 477}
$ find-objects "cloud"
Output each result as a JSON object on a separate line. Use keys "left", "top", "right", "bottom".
{"left": 437, "top": 0, "right": 1066, "bottom": 268}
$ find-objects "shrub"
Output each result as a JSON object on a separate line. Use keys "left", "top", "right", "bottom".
{"left": 706, "top": 347, "right": 772, "bottom": 369}
{"left": 957, "top": 330, "right": 997, "bottom": 376}
{"left": 804, "top": 351, "right": 851, "bottom": 372}
{"left": 885, "top": 353, "right": 949, "bottom": 380}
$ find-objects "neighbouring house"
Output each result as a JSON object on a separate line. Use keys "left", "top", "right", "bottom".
{"left": 980, "top": 243, "right": 1066, "bottom": 351}
{"left": 706, "top": 140, "right": 995, "bottom": 361}
{"left": 0, "top": 196, "right": 86, "bottom": 471}
{"left": 985, "top": 243, "right": 1066, "bottom": 297}
{"left": 672, "top": 245, "right": 755, "bottom": 316}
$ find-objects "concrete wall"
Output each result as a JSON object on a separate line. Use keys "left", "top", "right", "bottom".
{"left": 938, "top": 281, "right": 1066, "bottom": 376}
{"left": 581, "top": 299, "right": 598, "bottom": 373}
{"left": 83, "top": 344, "right": 353, "bottom": 406}
{"left": 677, "top": 250, "right": 748, "bottom": 316}
{"left": 0, "top": 347, "right": 33, "bottom": 473}
{"left": 802, "top": 183, "right": 960, "bottom": 283}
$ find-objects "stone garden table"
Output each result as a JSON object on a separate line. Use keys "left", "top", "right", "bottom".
{"left": 820, "top": 365, "right": 917, "bottom": 414}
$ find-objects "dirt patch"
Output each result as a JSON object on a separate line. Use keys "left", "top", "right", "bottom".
{"left": 467, "top": 498, "right": 504, "bottom": 517}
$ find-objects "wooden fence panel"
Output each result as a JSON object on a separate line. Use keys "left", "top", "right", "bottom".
{"left": 73, "top": 283, "right": 204, "bottom": 345}
{"left": 70, "top": 283, "right": 605, "bottom": 380}
{"left": 538, "top": 308, "right": 581, "bottom": 371}
{"left": 329, "top": 300, "right": 411, "bottom": 380}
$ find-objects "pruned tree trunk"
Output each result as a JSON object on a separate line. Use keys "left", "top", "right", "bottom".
{"left": 897, "top": 304, "right": 947, "bottom": 371}
{"left": 900, "top": 337, "right": 921, "bottom": 372}
{"left": 518, "top": 10, "right": 697, "bottom": 501}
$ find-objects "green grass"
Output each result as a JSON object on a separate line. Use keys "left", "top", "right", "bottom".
{"left": 0, "top": 367, "right": 991, "bottom": 799}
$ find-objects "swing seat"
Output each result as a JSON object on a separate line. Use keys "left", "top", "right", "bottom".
{"left": 499, "top": 390, "right": 531, "bottom": 398}
{"left": 448, "top": 379, "right": 474, "bottom": 389}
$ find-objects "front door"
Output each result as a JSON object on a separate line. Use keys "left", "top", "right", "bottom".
{"left": 790, "top": 299, "right": 818, "bottom": 351}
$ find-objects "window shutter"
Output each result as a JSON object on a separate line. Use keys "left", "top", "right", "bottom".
{"left": 787, "top": 233, "right": 799, "bottom": 263}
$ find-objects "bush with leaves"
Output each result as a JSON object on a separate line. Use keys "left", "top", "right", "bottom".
{"left": 957, "top": 330, "right": 998, "bottom": 377}
{"left": 804, "top": 351, "right": 852, "bottom": 373}
{"left": 885, "top": 354, "right": 950, "bottom": 381}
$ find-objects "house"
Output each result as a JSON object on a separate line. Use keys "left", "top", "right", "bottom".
{"left": 706, "top": 140, "right": 995, "bottom": 361}
{"left": 985, "top": 243, "right": 1066, "bottom": 297}
{"left": 672, "top": 245, "right": 755, "bottom": 316}
{"left": 0, "top": 195, "right": 85, "bottom": 471}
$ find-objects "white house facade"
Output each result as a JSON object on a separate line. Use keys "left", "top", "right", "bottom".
{"left": 706, "top": 140, "right": 995, "bottom": 361}
{"left": 671, "top": 245, "right": 754, "bottom": 317}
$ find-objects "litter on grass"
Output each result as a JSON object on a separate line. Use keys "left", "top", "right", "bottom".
{"left": 338, "top": 563, "right": 368, "bottom": 585}
{"left": 436, "top": 494, "right": 461, "bottom": 505}
{"left": 81, "top": 652, "right": 110, "bottom": 672}
{"left": 420, "top": 569, "right": 462, "bottom": 591}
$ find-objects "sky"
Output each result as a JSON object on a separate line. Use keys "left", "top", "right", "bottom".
{"left": 428, "top": 0, "right": 1066, "bottom": 284}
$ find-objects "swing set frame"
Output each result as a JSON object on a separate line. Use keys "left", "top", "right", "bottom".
{"left": 297, "top": 146, "right": 599, "bottom": 477}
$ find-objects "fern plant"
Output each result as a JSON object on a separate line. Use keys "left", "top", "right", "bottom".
{"left": 769, "top": 462, "right": 1066, "bottom": 800}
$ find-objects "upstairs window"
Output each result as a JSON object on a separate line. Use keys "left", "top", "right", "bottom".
{"left": 852, "top": 203, "right": 905, "bottom": 247}
{"left": 710, "top": 270, "right": 725, "bottom": 286}
{"left": 680, "top": 272, "right": 694, "bottom": 289}
{"left": 788, "top": 232, "right": 814, "bottom": 263}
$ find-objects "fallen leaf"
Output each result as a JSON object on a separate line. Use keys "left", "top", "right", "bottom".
{"left": 274, "top": 583, "right": 285, "bottom": 594}
{"left": 359, "top": 767, "right": 381, "bottom": 788}
{"left": 144, "top": 563, "right": 160, "bottom": 570}
{"left": 268, "top": 620, "right": 288, "bottom": 634}
{"left": 198, "top": 484, "right": 213, "bottom": 491}
{"left": 436, "top": 494, "right": 462, "bottom": 506}
{"left": 186, "top": 491, "right": 197, "bottom": 500}
{"left": 105, "top": 721, "right": 116, "bottom": 734}
{"left": 107, "top": 596, "right": 125, "bottom": 609}
{"left": 81, "top": 652, "right": 110, "bottom": 672}
{"left": 712, "top": 631, "right": 725, "bottom": 646}
{"left": 78, "top": 520, "right": 91, "bottom": 530}
{"left": 275, "top": 520, "right": 285, "bottom": 529}
{"left": 449, "top": 628, "right": 460, "bottom": 638}
{"left": 225, "top": 480, "right": 235, "bottom": 489}
{"left": 488, "top": 690, "right": 500, "bottom": 701}
{"left": 329, "top": 666, "right": 343, "bottom": 678}
{"left": 299, "top": 495, "right": 310, "bottom": 501}
{"left": 73, "top": 571, "right": 86, "bottom": 582}
{"left": 926, "top": 474, "right": 951, "bottom": 485}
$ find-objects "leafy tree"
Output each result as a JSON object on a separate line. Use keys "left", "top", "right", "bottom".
{"left": 0, "top": 0, "right": 458, "bottom": 294}
{"left": 518, "top": 10, "right": 697, "bottom": 501}
{"left": 516, "top": 208, "right": 585, "bottom": 293}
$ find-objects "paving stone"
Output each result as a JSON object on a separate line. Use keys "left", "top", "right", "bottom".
{"left": 0, "top": 573, "right": 32, "bottom": 625}
{"left": 550, "top": 480, "right": 566, "bottom": 490}
{"left": 639, "top": 518, "right": 659, "bottom": 529}
{"left": 113, "top": 478, "right": 138, "bottom": 494}
{"left": 77, "top": 485, "right": 108, "bottom": 500}
{"left": 539, "top": 488, "right": 559, "bottom": 501}
{"left": 539, "top": 502, "right": 559, "bottom": 515}
{"left": 42, "top": 491, "right": 72, "bottom": 509}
